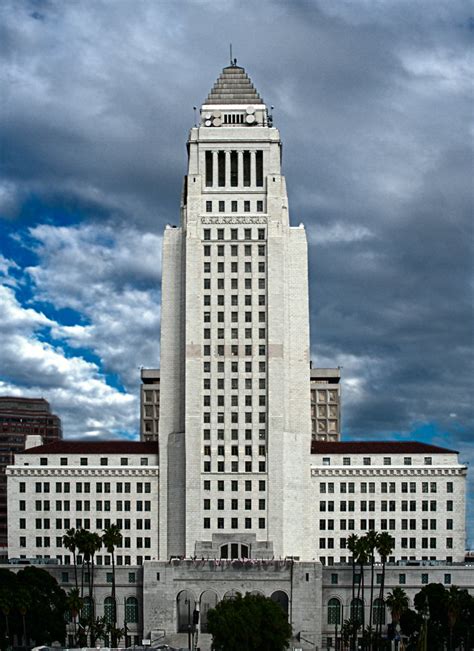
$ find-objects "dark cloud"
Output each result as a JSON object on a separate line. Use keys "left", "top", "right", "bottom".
{"left": 0, "top": 0, "right": 472, "bottom": 540}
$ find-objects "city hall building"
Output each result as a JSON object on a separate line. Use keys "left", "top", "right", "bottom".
{"left": 5, "top": 63, "right": 470, "bottom": 649}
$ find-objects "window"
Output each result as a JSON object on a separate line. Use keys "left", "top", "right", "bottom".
{"left": 125, "top": 596, "right": 139, "bottom": 623}
{"left": 256, "top": 200, "right": 263, "bottom": 212}
{"left": 444, "top": 573, "right": 451, "bottom": 585}
{"left": 80, "top": 458, "right": 88, "bottom": 466}
{"left": 218, "top": 200, "right": 225, "bottom": 212}
{"left": 231, "top": 200, "right": 237, "bottom": 212}
{"left": 421, "top": 573, "right": 429, "bottom": 584}
{"left": 363, "top": 457, "right": 371, "bottom": 466}
{"left": 327, "top": 598, "right": 341, "bottom": 625}
{"left": 399, "top": 573, "right": 406, "bottom": 584}
{"left": 404, "top": 457, "right": 412, "bottom": 466}
{"left": 205, "top": 151, "right": 213, "bottom": 187}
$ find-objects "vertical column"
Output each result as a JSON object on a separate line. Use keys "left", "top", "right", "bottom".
{"left": 238, "top": 151, "right": 244, "bottom": 188}
{"left": 212, "top": 151, "right": 219, "bottom": 188}
{"left": 251, "top": 150, "right": 257, "bottom": 188}
{"left": 225, "top": 151, "right": 231, "bottom": 188}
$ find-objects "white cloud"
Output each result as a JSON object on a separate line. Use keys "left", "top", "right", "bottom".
{"left": 0, "top": 282, "right": 136, "bottom": 438}
{"left": 23, "top": 221, "right": 162, "bottom": 385}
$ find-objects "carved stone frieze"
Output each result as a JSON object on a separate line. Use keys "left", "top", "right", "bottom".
{"left": 201, "top": 216, "right": 267, "bottom": 224}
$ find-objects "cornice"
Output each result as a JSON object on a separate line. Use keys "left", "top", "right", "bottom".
{"left": 201, "top": 216, "right": 267, "bottom": 224}
{"left": 310, "top": 467, "right": 466, "bottom": 478}
{"left": 6, "top": 467, "right": 160, "bottom": 477}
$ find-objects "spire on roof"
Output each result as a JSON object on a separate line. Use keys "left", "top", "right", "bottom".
{"left": 204, "top": 64, "right": 264, "bottom": 106}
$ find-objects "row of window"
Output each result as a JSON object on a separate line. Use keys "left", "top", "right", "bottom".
{"left": 328, "top": 571, "right": 453, "bottom": 588}
{"left": 203, "top": 278, "right": 266, "bottom": 290}
{"left": 204, "top": 260, "right": 265, "bottom": 273}
{"left": 203, "top": 344, "right": 267, "bottom": 357}
{"left": 204, "top": 498, "right": 266, "bottom": 511}
{"left": 320, "top": 456, "right": 436, "bottom": 466}
{"left": 203, "top": 328, "right": 266, "bottom": 341}
{"left": 55, "top": 554, "right": 142, "bottom": 566}
{"left": 320, "top": 517, "right": 454, "bottom": 531}
{"left": 77, "top": 595, "right": 139, "bottom": 624}
{"left": 205, "top": 199, "right": 264, "bottom": 213}
{"left": 320, "top": 500, "right": 448, "bottom": 512}
{"left": 203, "top": 445, "right": 267, "bottom": 457}
{"left": 203, "top": 517, "right": 266, "bottom": 529}
{"left": 204, "top": 377, "right": 266, "bottom": 389}
{"left": 203, "top": 411, "right": 267, "bottom": 424}
{"left": 26, "top": 481, "right": 152, "bottom": 494}
{"left": 203, "top": 479, "right": 266, "bottom": 492}
{"left": 203, "top": 460, "right": 266, "bottom": 473}
{"left": 203, "top": 394, "right": 267, "bottom": 406}
{"left": 203, "top": 430, "right": 267, "bottom": 441}
{"left": 203, "top": 243, "right": 265, "bottom": 256}
{"left": 320, "top": 536, "right": 454, "bottom": 550}
{"left": 205, "top": 150, "right": 263, "bottom": 188}
{"left": 203, "top": 360, "right": 265, "bottom": 373}
{"left": 319, "top": 480, "right": 443, "bottom": 494}
{"left": 23, "top": 517, "right": 152, "bottom": 531}
{"left": 24, "top": 499, "right": 153, "bottom": 512}
{"left": 37, "top": 457, "right": 150, "bottom": 467}
{"left": 19, "top": 536, "right": 152, "bottom": 549}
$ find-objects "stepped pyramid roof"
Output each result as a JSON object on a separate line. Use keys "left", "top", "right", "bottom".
{"left": 204, "top": 64, "right": 264, "bottom": 105}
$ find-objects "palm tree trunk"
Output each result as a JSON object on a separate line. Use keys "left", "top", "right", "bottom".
{"left": 375, "top": 559, "right": 386, "bottom": 646}
{"left": 369, "top": 551, "right": 375, "bottom": 648}
{"left": 73, "top": 550, "right": 78, "bottom": 592}
{"left": 111, "top": 551, "right": 117, "bottom": 647}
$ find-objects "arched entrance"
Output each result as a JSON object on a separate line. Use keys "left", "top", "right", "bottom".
{"left": 271, "top": 590, "right": 289, "bottom": 618}
{"left": 176, "top": 590, "right": 196, "bottom": 633}
{"left": 200, "top": 590, "right": 218, "bottom": 633}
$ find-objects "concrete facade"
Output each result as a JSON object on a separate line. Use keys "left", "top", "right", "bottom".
{"left": 7, "top": 440, "right": 159, "bottom": 565}
{"left": 310, "top": 367, "right": 341, "bottom": 442}
{"left": 158, "top": 63, "right": 312, "bottom": 562}
{"left": 140, "top": 369, "right": 160, "bottom": 442}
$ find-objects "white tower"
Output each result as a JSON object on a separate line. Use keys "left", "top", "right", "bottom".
{"left": 159, "top": 63, "right": 312, "bottom": 561}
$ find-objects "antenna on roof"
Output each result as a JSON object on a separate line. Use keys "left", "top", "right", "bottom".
{"left": 230, "top": 43, "right": 233, "bottom": 65}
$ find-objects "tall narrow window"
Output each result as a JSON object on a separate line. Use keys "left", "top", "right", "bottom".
{"left": 243, "top": 151, "right": 251, "bottom": 187}
{"left": 230, "top": 151, "right": 238, "bottom": 187}
{"left": 205, "top": 151, "right": 213, "bottom": 187}
{"left": 218, "top": 151, "right": 225, "bottom": 187}
{"left": 256, "top": 150, "right": 263, "bottom": 186}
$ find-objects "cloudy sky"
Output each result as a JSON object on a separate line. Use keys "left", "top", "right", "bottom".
{"left": 1, "top": 0, "right": 472, "bottom": 542}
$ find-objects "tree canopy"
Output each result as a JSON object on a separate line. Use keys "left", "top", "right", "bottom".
{"left": 207, "top": 592, "right": 292, "bottom": 651}
{"left": 0, "top": 566, "right": 67, "bottom": 650}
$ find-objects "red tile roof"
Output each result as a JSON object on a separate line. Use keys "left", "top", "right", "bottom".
{"left": 311, "top": 441, "right": 457, "bottom": 454}
{"left": 22, "top": 440, "right": 158, "bottom": 455}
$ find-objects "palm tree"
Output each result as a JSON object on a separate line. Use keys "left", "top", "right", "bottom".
{"left": 386, "top": 587, "right": 409, "bottom": 627}
{"left": 355, "top": 536, "right": 370, "bottom": 620}
{"left": 102, "top": 523, "right": 123, "bottom": 645}
{"left": 63, "top": 528, "right": 79, "bottom": 592}
{"left": 365, "top": 529, "right": 379, "bottom": 640}
{"left": 67, "top": 587, "right": 83, "bottom": 646}
{"left": 375, "top": 531, "right": 394, "bottom": 640}
{"left": 89, "top": 532, "right": 103, "bottom": 605}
